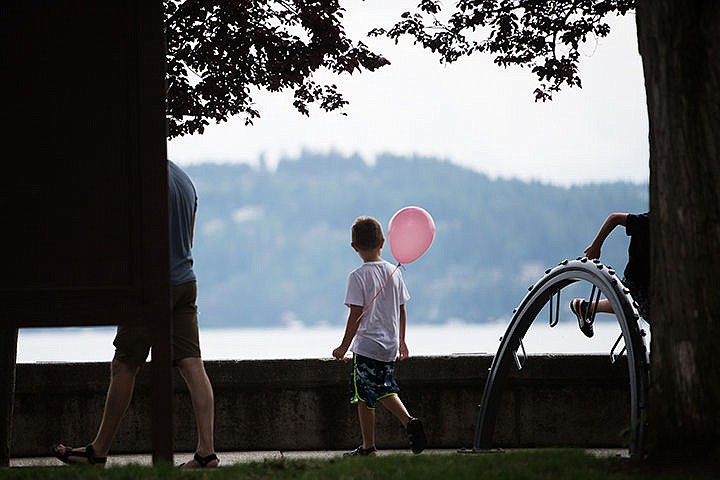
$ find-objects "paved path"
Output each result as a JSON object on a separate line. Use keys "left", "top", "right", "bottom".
{"left": 9, "top": 448, "right": 627, "bottom": 468}
{"left": 11, "top": 449, "right": 437, "bottom": 467}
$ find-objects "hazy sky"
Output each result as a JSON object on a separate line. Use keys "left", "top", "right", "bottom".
{"left": 167, "top": 1, "right": 649, "bottom": 186}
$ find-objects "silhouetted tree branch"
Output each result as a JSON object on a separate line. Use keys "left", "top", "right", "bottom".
{"left": 370, "top": 0, "right": 633, "bottom": 101}
{"left": 164, "top": 0, "right": 390, "bottom": 138}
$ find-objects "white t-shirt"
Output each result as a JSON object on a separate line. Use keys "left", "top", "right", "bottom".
{"left": 344, "top": 260, "right": 411, "bottom": 362}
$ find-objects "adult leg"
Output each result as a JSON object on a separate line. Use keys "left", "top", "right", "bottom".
{"left": 176, "top": 356, "right": 218, "bottom": 468}
{"left": 53, "top": 358, "right": 139, "bottom": 462}
{"left": 91, "top": 358, "right": 140, "bottom": 455}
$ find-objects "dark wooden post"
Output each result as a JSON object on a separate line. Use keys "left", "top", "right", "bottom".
{"left": 0, "top": 329, "right": 18, "bottom": 467}
{"left": 1, "top": 0, "right": 172, "bottom": 465}
{"left": 137, "top": 0, "right": 175, "bottom": 464}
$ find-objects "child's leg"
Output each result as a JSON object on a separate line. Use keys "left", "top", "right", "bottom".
{"left": 593, "top": 299, "right": 614, "bottom": 314}
{"left": 358, "top": 403, "right": 376, "bottom": 449}
{"left": 572, "top": 298, "right": 614, "bottom": 316}
{"left": 378, "top": 394, "right": 411, "bottom": 427}
{"left": 379, "top": 394, "right": 427, "bottom": 454}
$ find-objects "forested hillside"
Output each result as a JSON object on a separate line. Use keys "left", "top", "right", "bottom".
{"left": 184, "top": 152, "right": 648, "bottom": 328}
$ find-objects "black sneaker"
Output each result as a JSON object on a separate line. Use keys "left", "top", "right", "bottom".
{"left": 344, "top": 445, "right": 377, "bottom": 457}
{"left": 570, "top": 298, "right": 594, "bottom": 338}
{"left": 406, "top": 418, "right": 426, "bottom": 454}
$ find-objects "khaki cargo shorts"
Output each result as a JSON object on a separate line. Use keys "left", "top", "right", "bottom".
{"left": 113, "top": 281, "right": 201, "bottom": 368}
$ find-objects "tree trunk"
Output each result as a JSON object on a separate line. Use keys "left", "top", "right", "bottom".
{"left": 635, "top": 0, "right": 720, "bottom": 459}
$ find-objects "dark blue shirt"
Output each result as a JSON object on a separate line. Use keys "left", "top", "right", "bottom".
{"left": 624, "top": 212, "right": 650, "bottom": 288}
{"left": 168, "top": 161, "right": 197, "bottom": 285}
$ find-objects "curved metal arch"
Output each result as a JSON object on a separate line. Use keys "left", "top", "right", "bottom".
{"left": 473, "top": 258, "right": 649, "bottom": 456}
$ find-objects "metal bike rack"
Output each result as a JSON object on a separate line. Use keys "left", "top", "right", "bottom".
{"left": 471, "top": 258, "right": 649, "bottom": 457}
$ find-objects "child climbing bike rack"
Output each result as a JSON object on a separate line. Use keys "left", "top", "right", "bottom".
{"left": 471, "top": 258, "right": 650, "bottom": 457}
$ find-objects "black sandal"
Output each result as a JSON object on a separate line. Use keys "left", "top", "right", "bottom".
{"left": 51, "top": 443, "right": 107, "bottom": 465}
{"left": 180, "top": 452, "right": 219, "bottom": 468}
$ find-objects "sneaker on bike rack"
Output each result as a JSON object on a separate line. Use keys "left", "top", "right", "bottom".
{"left": 570, "top": 298, "right": 594, "bottom": 338}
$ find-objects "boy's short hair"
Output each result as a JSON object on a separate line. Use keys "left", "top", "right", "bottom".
{"left": 352, "top": 216, "right": 384, "bottom": 250}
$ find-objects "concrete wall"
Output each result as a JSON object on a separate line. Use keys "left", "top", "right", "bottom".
{"left": 11, "top": 355, "right": 632, "bottom": 457}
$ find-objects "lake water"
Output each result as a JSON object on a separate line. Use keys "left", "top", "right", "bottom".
{"left": 15, "top": 320, "right": 650, "bottom": 363}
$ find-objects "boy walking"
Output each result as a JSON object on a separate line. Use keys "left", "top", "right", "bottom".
{"left": 333, "top": 216, "right": 426, "bottom": 456}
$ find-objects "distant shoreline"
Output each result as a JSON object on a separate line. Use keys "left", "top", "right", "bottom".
{"left": 16, "top": 321, "right": 649, "bottom": 363}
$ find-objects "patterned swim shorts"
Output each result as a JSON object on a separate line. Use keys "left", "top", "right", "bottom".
{"left": 349, "top": 353, "right": 400, "bottom": 409}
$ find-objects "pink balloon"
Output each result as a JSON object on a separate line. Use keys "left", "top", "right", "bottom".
{"left": 387, "top": 206, "right": 436, "bottom": 264}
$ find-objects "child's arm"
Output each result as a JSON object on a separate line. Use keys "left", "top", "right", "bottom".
{"left": 399, "top": 304, "right": 409, "bottom": 360}
{"left": 333, "top": 305, "right": 364, "bottom": 360}
{"left": 585, "top": 212, "right": 628, "bottom": 260}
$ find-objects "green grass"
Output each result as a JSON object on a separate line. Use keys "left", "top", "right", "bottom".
{"left": 1, "top": 449, "right": 713, "bottom": 480}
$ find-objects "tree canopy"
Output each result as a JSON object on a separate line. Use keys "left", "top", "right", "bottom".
{"left": 370, "top": 0, "right": 634, "bottom": 101}
{"left": 164, "top": 0, "right": 389, "bottom": 138}
{"left": 164, "top": 0, "right": 636, "bottom": 139}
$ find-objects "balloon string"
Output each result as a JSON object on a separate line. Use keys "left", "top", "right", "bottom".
{"left": 356, "top": 263, "right": 402, "bottom": 323}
